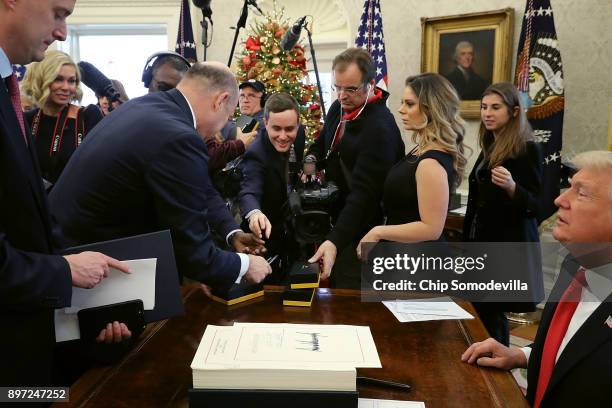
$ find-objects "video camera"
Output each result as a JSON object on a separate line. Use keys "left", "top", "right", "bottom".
{"left": 288, "top": 156, "right": 340, "bottom": 244}
{"left": 212, "top": 156, "right": 244, "bottom": 199}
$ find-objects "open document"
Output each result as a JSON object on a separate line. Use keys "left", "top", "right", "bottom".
{"left": 383, "top": 296, "right": 473, "bottom": 323}
{"left": 54, "top": 258, "right": 156, "bottom": 342}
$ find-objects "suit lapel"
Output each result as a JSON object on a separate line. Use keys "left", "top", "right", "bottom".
{"left": 263, "top": 135, "right": 288, "bottom": 196}
{"left": 544, "top": 287, "right": 612, "bottom": 397}
{"left": 0, "top": 84, "right": 49, "bottom": 225}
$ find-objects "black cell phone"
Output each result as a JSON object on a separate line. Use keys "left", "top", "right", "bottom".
{"left": 77, "top": 300, "right": 145, "bottom": 341}
{"left": 236, "top": 115, "right": 259, "bottom": 133}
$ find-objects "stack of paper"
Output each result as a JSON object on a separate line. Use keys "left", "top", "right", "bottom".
{"left": 359, "top": 398, "right": 425, "bottom": 408}
{"left": 382, "top": 296, "right": 473, "bottom": 323}
{"left": 190, "top": 323, "right": 381, "bottom": 391}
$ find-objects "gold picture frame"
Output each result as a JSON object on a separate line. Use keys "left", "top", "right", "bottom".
{"left": 421, "top": 8, "right": 514, "bottom": 118}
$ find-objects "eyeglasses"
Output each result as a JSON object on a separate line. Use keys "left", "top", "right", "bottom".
{"left": 331, "top": 84, "right": 365, "bottom": 95}
{"left": 239, "top": 94, "right": 262, "bottom": 101}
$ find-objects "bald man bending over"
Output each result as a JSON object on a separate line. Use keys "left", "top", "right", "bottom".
{"left": 50, "top": 62, "right": 271, "bottom": 292}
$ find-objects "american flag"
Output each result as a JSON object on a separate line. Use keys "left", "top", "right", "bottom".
{"left": 514, "top": 0, "right": 564, "bottom": 222}
{"left": 175, "top": 0, "right": 197, "bottom": 62}
{"left": 354, "top": 0, "right": 388, "bottom": 90}
{"left": 12, "top": 64, "right": 26, "bottom": 81}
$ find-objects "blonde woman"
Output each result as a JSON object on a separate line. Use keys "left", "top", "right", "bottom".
{"left": 357, "top": 73, "right": 467, "bottom": 256}
{"left": 21, "top": 50, "right": 103, "bottom": 184}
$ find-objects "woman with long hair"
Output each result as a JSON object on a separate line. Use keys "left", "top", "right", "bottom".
{"left": 21, "top": 50, "right": 103, "bottom": 185}
{"left": 357, "top": 73, "right": 467, "bottom": 255}
{"left": 463, "top": 82, "right": 543, "bottom": 345}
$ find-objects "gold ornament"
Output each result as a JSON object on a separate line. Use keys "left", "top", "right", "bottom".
{"left": 272, "top": 57, "right": 280, "bottom": 64}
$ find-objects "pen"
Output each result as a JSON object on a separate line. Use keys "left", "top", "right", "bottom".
{"left": 266, "top": 255, "right": 279, "bottom": 264}
{"left": 357, "top": 376, "right": 411, "bottom": 391}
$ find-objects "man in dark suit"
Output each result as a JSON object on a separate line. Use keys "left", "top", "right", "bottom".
{"left": 306, "top": 48, "right": 404, "bottom": 286}
{"left": 238, "top": 93, "right": 302, "bottom": 281}
{"left": 445, "top": 41, "right": 489, "bottom": 100}
{"left": 462, "top": 151, "right": 612, "bottom": 407}
{"left": 49, "top": 62, "right": 272, "bottom": 292}
{"left": 0, "top": 0, "right": 129, "bottom": 387}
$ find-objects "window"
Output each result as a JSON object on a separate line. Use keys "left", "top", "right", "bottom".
{"left": 59, "top": 25, "right": 168, "bottom": 106}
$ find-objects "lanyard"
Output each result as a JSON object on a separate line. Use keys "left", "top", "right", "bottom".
{"left": 31, "top": 104, "right": 84, "bottom": 157}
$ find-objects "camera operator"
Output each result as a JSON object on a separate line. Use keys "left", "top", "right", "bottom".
{"left": 306, "top": 48, "right": 404, "bottom": 288}
{"left": 238, "top": 93, "right": 303, "bottom": 282}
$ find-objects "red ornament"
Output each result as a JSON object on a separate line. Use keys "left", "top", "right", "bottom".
{"left": 242, "top": 56, "right": 252, "bottom": 67}
{"left": 309, "top": 103, "right": 320, "bottom": 111}
{"left": 245, "top": 36, "right": 261, "bottom": 51}
{"left": 275, "top": 28, "right": 285, "bottom": 38}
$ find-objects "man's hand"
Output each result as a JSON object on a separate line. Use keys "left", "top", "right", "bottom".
{"left": 243, "top": 254, "right": 272, "bottom": 284}
{"left": 231, "top": 231, "right": 267, "bottom": 255}
{"left": 308, "top": 240, "right": 337, "bottom": 280}
{"left": 461, "top": 337, "right": 527, "bottom": 370}
{"left": 248, "top": 211, "right": 272, "bottom": 239}
{"left": 64, "top": 251, "right": 130, "bottom": 289}
{"left": 236, "top": 128, "right": 257, "bottom": 149}
{"left": 96, "top": 321, "right": 132, "bottom": 344}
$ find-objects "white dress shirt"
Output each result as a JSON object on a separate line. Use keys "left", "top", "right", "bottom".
{"left": 522, "top": 263, "right": 612, "bottom": 363}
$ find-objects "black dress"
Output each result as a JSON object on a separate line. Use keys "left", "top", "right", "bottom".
{"left": 382, "top": 149, "right": 455, "bottom": 238}
{"left": 25, "top": 104, "right": 103, "bottom": 184}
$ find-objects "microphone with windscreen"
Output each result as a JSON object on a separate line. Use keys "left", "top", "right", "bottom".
{"left": 192, "top": 0, "right": 212, "bottom": 20}
{"left": 77, "top": 61, "right": 121, "bottom": 108}
{"left": 280, "top": 16, "right": 307, "bottom": 51}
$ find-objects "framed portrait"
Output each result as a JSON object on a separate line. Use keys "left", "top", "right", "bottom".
{"left": 421, "top": 9, "right": 514, "bottom": 118}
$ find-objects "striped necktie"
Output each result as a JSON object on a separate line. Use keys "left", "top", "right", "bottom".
{"left": 5, "top": 73, "right": 28, "bottom": 145}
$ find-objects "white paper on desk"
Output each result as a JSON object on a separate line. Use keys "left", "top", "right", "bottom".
{"left": 359, "top": 398, "right": 425, "bottom": 408}
{"left": 54, "top": 258, "right": 156, "bottom": 342}
{"left": 449, "top": 205, "right": 467, "bottom": 215}
{"left": 383, "top": 297, "right": 473, "bottom": 323}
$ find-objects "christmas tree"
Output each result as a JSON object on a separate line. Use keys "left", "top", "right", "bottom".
{"left": 234, "top": 4, "right": 322, "bottom": 146}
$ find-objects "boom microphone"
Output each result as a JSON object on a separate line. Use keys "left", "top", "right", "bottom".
{"left": 192, "top": 0, "right": 212, "bottom": 19}
{"left": 77, "top": 61, "right": 120, "bottom": 106}
{"left": 280, "top": 16, "right": 307, "bottom": 51}
{"left": 246, "top": 0, "right": 263, "bottom": 15}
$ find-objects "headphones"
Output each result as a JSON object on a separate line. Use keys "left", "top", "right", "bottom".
{"left": 142, "top": 51, "right": 191, "bottom": 88}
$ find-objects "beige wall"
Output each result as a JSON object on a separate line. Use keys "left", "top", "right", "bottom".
{"left": 70, "top": 0, "right": 612, "bottom": 191}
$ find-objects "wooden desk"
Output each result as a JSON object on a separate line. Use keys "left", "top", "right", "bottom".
{"left": 56, "top": 285, "right": 528, "bottom": 408}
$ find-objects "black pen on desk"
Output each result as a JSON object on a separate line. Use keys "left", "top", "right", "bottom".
{"left": 357, "top": 376, "right": 411, "bottom": 391}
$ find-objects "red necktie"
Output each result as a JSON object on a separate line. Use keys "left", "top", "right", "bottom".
{"left": 533, "top": 267, "right": 587, "bottom": 408}
{"left": 5, "top": 73, "right": 28, "bottom": 145}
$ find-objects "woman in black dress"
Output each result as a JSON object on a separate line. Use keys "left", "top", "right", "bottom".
{"left": 357, "top": 73, "right": 467, "bottom": 255}
{"left": 463, "top": 82, "right": 543, "bottom": 346}
{"left": 21, "top": 50, "right": 103, "bottom": 186}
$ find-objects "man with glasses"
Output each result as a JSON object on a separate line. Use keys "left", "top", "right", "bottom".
{"left": 306, "top": 48, "right": 404, "bottom": 288}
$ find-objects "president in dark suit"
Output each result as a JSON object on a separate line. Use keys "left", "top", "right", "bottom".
{"left": 1, "top": 0, "right": 129, "bottom": 387}
{"left": 462, "top": 151, "right": 612, "bottom": 408}
{"left": 445, "top": 41, "right": 489, "bottom": 100}
{"left": 49, "top": 62, "right": 271, "bottom": 293}
{"left": 238, "top": 93, "right": 303, "bottom": 281}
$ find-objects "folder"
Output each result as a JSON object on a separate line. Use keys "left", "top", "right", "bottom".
{"left": 64, "top": 230, "right": 184, "bottom": 323}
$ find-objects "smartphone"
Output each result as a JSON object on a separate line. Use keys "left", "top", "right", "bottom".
{"left": 236, "top": 115, "right": 259, "bottom": 133}
{"left": 77, "top": 299, "right": 145, "bottom": 341}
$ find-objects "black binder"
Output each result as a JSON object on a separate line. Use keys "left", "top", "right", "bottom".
{"left": 188, "top": 389, "right": 358, "bottom": 408}
{"left": 65, "top": 230, "right": 184, "bottom": 323}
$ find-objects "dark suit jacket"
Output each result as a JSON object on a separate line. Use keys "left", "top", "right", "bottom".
{"left": 49, "top": 89, "right": 241, "bottom": 291}
{"left": 238, "top": 132, "right": 292, "bottom": 256}
{"left": 526, "top": 256, "right": 612, "bottom": 408}
{"left": 306, "top": 91, "right": 404, "bottom": 251}
{"left": 445, "top": 66, "right": 489, "bottom": 100}
{"left": 0, "top": 77, "right": 72, "bottom": 386}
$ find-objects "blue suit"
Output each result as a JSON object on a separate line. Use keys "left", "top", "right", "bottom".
{"left": 49, "top": 89, "right": 241, "bottom": 291}
{"left": 1, "top": 75, "right": 72, "bottom": 386}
